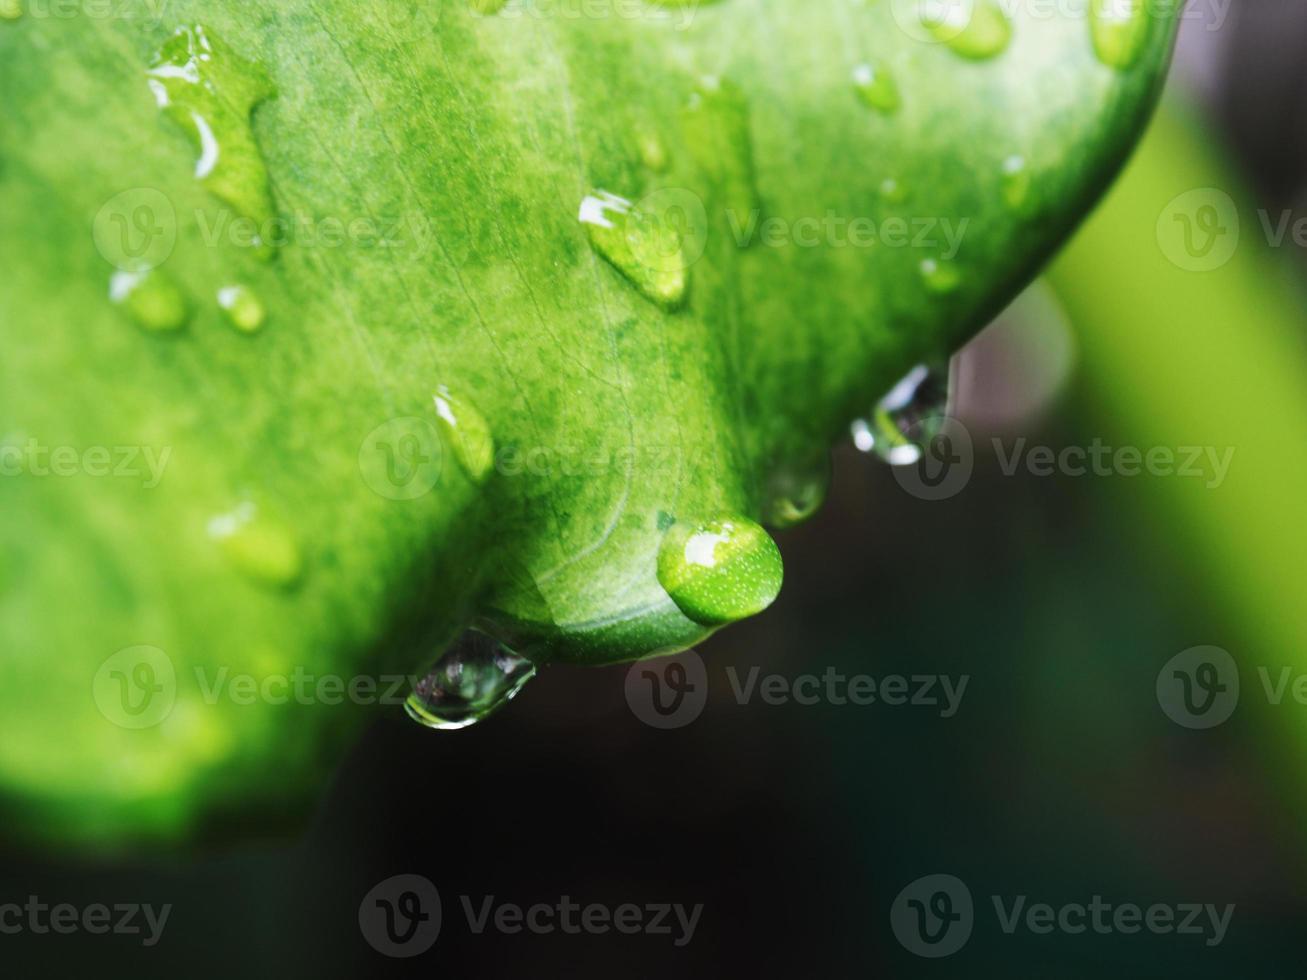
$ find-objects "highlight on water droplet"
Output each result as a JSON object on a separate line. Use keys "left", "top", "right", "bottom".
{"left": 406, "top": 629, "right": 536, "bottom": 730}
{"left": 852, "top": 362, "right": 951, "bottom": 465}
{"left": 579, "top": 190, "right": 690, "bottom": 310}
{"left": 920, "top": 256, "right": 962, "bottom": 294}
{"left": 852, "top": 63, "right": 901, "bottom": 115}
{"left": 1089, "top": 0, "right": 1150, "bottom": 70}
{"left": 146, "top": 25, "right": 278, "bottom": 250}
{"left": 1000, "top": 154, "right": 1031, "bottom": 210}
{"left": 656, "top": 514, "right": 783, "bottom": 626}
{"left": 207, "top": 500, "right": 303, "bottom": 590}
{"left": 433, "top": 385, "right": 494, "bottom": 483}
{"left": 919, "top": 0, "right": 1012, "bottom": 60}
{"left": 763, "top": 454, "right": 832, "bottom": 529}
{"left": 110, "top": 269, "right": 188, "bottom": 332}
{"left": 217, "top": 284, "right": 266, "bottom": 333}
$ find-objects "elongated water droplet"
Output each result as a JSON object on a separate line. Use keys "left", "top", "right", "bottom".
{"left": 580, "top": 190, "right": 688, "bottom": 310}
{"left": 879, "top": 177, "right": 909, "bottom": 204}
{"left": 657, "top": 515, "right": 783, "bottom": 626}
{"left": 637, "top": 128, "right": 671, "bottom": 173}
{"left": 852, "top": 63, "right": 901, "bottom": 115}
{"left": 110, "top": 269, "right": 188, "bottom": 332}
{"left": 1001, "top": 154, "right": 1031, "bottom": 210}
{"left": 406, "top": 629, "right": 536, "bottom": 730}
{"left": 919, "top": 257, "right": 961, "bottom": 294}
{"left": 147, "top": 25, "right": 277, "bottom": 249}
{"left": 433, "top": 385, "right": 494, "bottom": 482}
{"left": 208, "top": 501, "right": 303, "bottom": 589}
{"left": 764, "top": 454, "right": 832, "bottom": 529}
{"left": 0, "top": 0, "right": 22, "bottom": 21}
{"left": 681, "top": 76, "right": 760, "bottom": 219}
{"left": 1089, "top": 0, "right": 1149, "bottom": 70}
{"left": 217, "top": 284, "right": 266, "bottom": 333}
{"left": 852, "top": 363, "right": 951, "bottom": 465}
{"left": 920, "top": 0, "right": 1011, "bottom": 60}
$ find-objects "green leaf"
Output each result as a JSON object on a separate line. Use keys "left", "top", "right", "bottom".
{"left": 0, "top": 0, "right": 1179, "bottom": 845}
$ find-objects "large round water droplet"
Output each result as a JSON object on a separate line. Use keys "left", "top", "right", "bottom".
{"left": 207, "top": 501, "right": 303, "bottom": 589}
{"left": 110, "top": 269, "right": 188, "bottom": 332}
{"left": 406, "top": 630, "right": 536, "bottom": 730}
{"left": 657, "top": 515, "right": 783, "bottom": 626}
{"left": 920, "top": 0, "right": 1012, "bottom": 60}
{"left": 433, "top": 386, "right": 494, "bottom": 482}
{"left": 852, "top": 63, "right": 901, "bottom": 115}
{"left": 1089, "top": 0, "right": 1149, "bottom": 70}
{"left": 580, "top": 190, "right": 690, "bottom": 310}
{"left": 852, "top": 363, "right": 951, "bottom": 466}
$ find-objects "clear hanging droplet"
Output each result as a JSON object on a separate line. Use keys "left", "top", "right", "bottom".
{"left": 852, "top": 63, "right": 901, "bottom": 115}
{"left": 1089, "top": 0, "right": 1149, "bottom": 70}
{"left": 920, "top": 0, "right": 1012, "bottom": 60}
{"left": 406, "top": 629, "right": 536, "bottom": 730}
{"left": 763, "top": 454, "right": 832, "bottom": 529}
{"left": 433, "top": 385, "right": 495, "bottom": 482}
{"left": 146, "top": 25, "right": 278, "bottom": 251}
{"left": 110, "top": 269, "right": 188, "bottom": 332}
{"left": 207, "top": 500, "right": 303, "bottom": 590}
{"left": 1001, "top": 154, "right": 1031, "bottom": 210}
{"left": 852, "top": 362, "right": 951, "bottom": 466}
{"left": 656, "top": 514, "right": 783, "bottom": 626}
{"left": 217, "top": 284, "right": 266, "bottom": 333}
{"left": 580, "top": 190, "right": 688, "bottom": 310}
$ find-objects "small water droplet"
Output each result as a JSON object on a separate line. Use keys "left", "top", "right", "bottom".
{"left": 217, "top": 284, "right": 266, "bottom": 333}
{"left": 879, "top": 177, "right": 909, "bottom": 204}
{"left": 919, "top": 257, "right": 961, "bottom": 294}
{"left": 433, "top": 386, "right": 494, "bottom": 482}
{"left": 920, "top": 0, "right": 1012, "bottom": 60}
{"left": 1089, "top": 0, "right": 1149, "bottom": 70}
{"left": 852, "top": 63, "right": 901, "bottom": 115}
{"left": 1001, "top": 154, "right": 1031, "bottom": 209}
{"left": 208, "top": 501, "right": 303, "bottom": 589}
{"left": 0, "top": 0, "right": 22, "bottom": 20}
{"left": 657, "top": 515, "right": 783, "bottom": 626}
{"left": 852, "top": 362, "right": 951, "bottom": 466}
{"left": 763, "top": 454, "right": 832, "bottom": 529}
{"left": 637, "top": 128, "right": 671, "bottom": 173}
{"left": 147, "top": 25, "right": 277, "bottom": 248}
{"left": 406, "top": 629, "right": 536, "bottom": 730}
{"left": 580, "top": 190, "right": 688, "bottom": 310}
{"left": 110, "top": 269, "right": 188, "bottom": 332}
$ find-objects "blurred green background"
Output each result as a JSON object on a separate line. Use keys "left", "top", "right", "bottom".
{"left": 6, "top": 3, "right": 1307, "bottom": 976}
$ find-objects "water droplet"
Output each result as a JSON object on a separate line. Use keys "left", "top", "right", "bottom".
{"left": 207, "top": 501, "right": 303, "bottom": 590}
{"left": 147, "top": 25, "right": 277, "bottom": 248}
{"left": 433, "top": 386, "right": 494, "bottom": 482}
{"left": 852, "top": 63, "right": 901, "bottom": 115}
{"left": 919, "top": 257, "right": 961, "bottom": 294}
{"left": 681, "top": 76, "right": 760, "bottom": 218}
{"left": 657, "top": 515, "right": 783, "bottom": 626}
{"left": 110, "top": 269, "right": 188, "bottom": 332}
{"left": 0, "top": 0, "right": 22, "bottom": 20}
{"left": 1001, "top": 154, "right": 1030, "bottom": 209}
{"left": 406, "top": 629, "right": 536, "bottom": 730}
{"left": 920, "top": 0, "right": 1012, "bottom": 60}
{"left": 1089, "top": 0, "right": 1150, "bottom": 70}
{"left": 637, "top": 128, "right": 671, "bottom": 173}
{"left": 763, "top": 454, "right": 832, "bottom": 529}
{"left": 217, "top": 284, "right": 266, "bottom": 333}
{"left": 852, "top": 363, "right": 951, "bottom": 465}
{"left": 879, "top": 177, "right": 909, "bottom": 204}
{"left": 580, "top": 190, "right": 688, "bottom": 310}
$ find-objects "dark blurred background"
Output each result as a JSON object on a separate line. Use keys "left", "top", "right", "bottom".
{"left": 6, "top": 3, "right": 1307, "bottom": 976}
